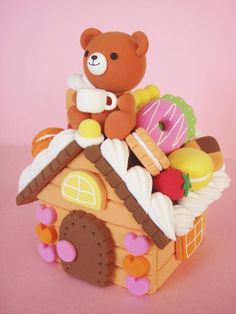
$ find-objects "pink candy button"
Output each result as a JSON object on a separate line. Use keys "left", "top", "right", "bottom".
{"left": 38, "top": 243, "right": 57, "bottom": 263}
{"left": 36, "top": 204, "right": 57, "bottom": 225}
{"left": 125, "top": 275, "right": 150, "bottom": 296}
{"left": 56, "top": 240, "right": 77, "bottom": 262}
{"left": 124, "top": 232, "right": 150, "bottom": 256}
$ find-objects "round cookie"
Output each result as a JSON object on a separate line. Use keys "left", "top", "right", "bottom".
{"left": 168, "top": 147, "right": 214, "bottom": 190}
{"left": 184, "top": 136, "right": 224, "bottom": 171}
{"left": 162, "top": 94, "right": 196, "bottom": 140}
{"left": 126, "top": 128, "right": 170, "bottom": 176}
{"left": 136, "top": 99, "right": 188, "bottom": 154}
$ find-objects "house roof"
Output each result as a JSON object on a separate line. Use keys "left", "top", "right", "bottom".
{"left": 16, "top": 140, "right": 170, "bottom": 249}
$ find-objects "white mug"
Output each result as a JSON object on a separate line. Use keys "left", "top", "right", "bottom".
{"left": 76, "top": 88, "right": 117, "bottom": 113}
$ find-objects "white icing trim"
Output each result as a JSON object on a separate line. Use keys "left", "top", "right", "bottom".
{"left": 132, "top": 132, "right": 163, "bottom": 171}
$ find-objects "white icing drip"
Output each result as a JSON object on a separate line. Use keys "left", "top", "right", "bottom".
{"left": 174, "top": 167, "right": 230, "bottom": 235}
{"left": 18, "top": 129, "right": 106, "bottom": 193}
{"left": 125, "top": 166, "right": 152, "bottom": 212}
{"left": 149, "top": 192, "right": 176, "bottom": 240}
{"left": 101, "top": 139, "right": 129, "bottom": 181}
{"left": 173, "top": 205, "right": 195, "bottom": 236}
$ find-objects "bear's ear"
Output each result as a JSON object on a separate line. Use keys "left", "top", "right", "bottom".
{"left": 131, "top": 31, "right": 149, "bottom": 57}
{"left": 80, "top": 28, "right": 102, "bottom": 49}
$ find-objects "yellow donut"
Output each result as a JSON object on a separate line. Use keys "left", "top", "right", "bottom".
{"left": 168, "top": 147, "right": 214, "bottom": 190}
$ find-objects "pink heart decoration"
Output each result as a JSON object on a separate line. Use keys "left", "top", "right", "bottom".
{"left": 124, "top": 232, "right": 150, "bottom": 256}
{"left": 36, "top": 204, "right": 57, "bottom": 225}
{"left": 57, "top": 240, "right": 77, "bottom": 262}
{"left": 38, "top": 243, "right": 57, "bottom": 263}
{"left": 125, "top": 275, "right": 150, "bottom": 296}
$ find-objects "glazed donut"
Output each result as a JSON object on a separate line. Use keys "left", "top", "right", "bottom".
{"left": 136, "top": 99, "right": 188, "bottom": 154}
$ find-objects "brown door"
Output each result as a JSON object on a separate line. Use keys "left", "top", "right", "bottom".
{"left": 59, "top": 210, "right": 114, "bottom": 287}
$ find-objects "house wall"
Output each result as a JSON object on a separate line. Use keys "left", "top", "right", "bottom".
{"left": 36, "top": 151, "right": 181, "bottom": 294}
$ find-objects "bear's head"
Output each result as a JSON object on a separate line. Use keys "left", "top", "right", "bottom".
{"left": 80, "top": 28, "right": 149, "bottom": 94}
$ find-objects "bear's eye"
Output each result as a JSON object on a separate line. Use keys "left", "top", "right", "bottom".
{"left": 110, "top": 52, "right": 118, "bottom": 60}
{"left": 84, "top": 50, "right": 89, "bottom": 57}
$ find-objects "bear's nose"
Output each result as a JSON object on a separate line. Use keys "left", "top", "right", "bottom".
{"left": 91, "top": 55, "right": 98, "bottom": 60}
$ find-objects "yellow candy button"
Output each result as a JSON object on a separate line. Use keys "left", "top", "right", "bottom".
{"left": 78, "top": 119, "right": 101, "bottom": 138}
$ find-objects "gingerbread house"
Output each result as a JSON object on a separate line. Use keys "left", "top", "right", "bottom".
{"left": 16, "top": 129, "right": 213, "bottom": 296}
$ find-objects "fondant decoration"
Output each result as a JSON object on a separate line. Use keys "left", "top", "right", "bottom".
{"left": 126, "top": 128, "right": 170, "bottom": 176}
{"left": 18, "top": 129, "right": 77, "bottom": 193}
{"left": 76, "top": 88, "right": 117, "bottom": 113}
{"left": 168, "top": 147, "right": 214, "bottom": 190}
{"left": 75, "top": 119, "right": 104, "bottom": 148}
{"left": 124, "top": 232, "right": 151, "bottom": 256}
{"left": 15, "top": 27, "right": 231, "bottom": 296}
{"left": 17, "top": 141, "right": 83, "bottom": 204}
{"left": 153, "top": 169, "right": 191, "bottom": 201}
{"left": 178, "top": 192, "right": 208, "bottom": 217}
{"left": 132, "top": 85, "right": 160, "bottom": 111}
{"left": 101, "top": 139, "right": 129, "bottom": 180}
{"left": 125, "top": 166, "right": 175, "bottom": 241}
{"left": 173, "top": 205, "right": 195, "bottom": 236}
{"left": 125, "top": 275, "right": 150, "bottom": 296}
{"left": 38, "top": 243, "right": 57, "bottom": 263}
{"left": 137, "top": 99, "right": 188, "bottom": 154}
{"left": 123, "top": 255, "right": 150, "bottom": 277}
{"left": 56, "top": 240, "right": 77, "bottom": 263}
{"left": 35, "top": 224, "right": 58, "bottom": 244}
{"left": 32, "top": 127, "right": 64, "bottom": 158}
{"left": 36, "top": 204, "right": 57, "bottom": 225}
{"left": 68, "top": 28, "right": 149, "bottom": 139}
{"left": 149, "top": 193, "right": 176, "bottom": 240}
{"left": 184, "top": 136, "right": 224, "bottom": 171}
{"left": 61, "top": 170, "right": 106, "bottom": 210}
{"left": 59, "top": 210, "right": 114, "bottom": 287}
{"left": 84, "top": 146, "right": 170, "bottom": 249}
{"left": 176, "top": 214, "right": 205, "bottom": 261}
{"left": 125, "top": 166, "right": 152, "bottom": 212}
{"left": 162, "top": 94, "right": 196, "bottom": 139}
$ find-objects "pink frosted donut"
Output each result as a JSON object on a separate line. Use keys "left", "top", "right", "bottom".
{"left": 137, "top": 99, "right": 188, "bottom": 154}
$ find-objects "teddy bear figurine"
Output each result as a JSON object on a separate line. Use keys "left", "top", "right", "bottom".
{"left": 66, "top": 28, "right": 149, "bottom": 140}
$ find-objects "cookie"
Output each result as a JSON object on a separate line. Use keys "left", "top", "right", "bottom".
{"left": 184, "top": 136, "right": 224, "bottom": 171}
{"left": 126, "top": 128, "right": 170, "bottom": 176}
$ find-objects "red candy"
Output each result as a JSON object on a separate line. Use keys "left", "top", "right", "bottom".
{"left": 153, "top": 168, "right": 191, "bottom": 201}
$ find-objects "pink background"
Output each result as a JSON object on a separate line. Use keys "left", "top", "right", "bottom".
{"left": 1, "top": 1, "right": 235, "bottom": 313}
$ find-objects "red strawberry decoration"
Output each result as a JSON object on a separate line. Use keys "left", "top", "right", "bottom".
{"left": 153, "top": 168, "right": 191, "bottom": 201}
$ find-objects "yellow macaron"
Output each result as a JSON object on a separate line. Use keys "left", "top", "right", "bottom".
{"left": 168, "top": 147, "right": 214, "bottom": 190}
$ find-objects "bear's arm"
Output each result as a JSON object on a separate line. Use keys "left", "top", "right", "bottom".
{"left": 117, "top": 93, "right": 135, "bottom": 113}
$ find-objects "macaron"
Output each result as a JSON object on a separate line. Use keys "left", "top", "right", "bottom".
{"left": 168, "top": 147, "right": 214, "bottom": 190}
{"left": 184, "top": 136, "right": 223, "bottom": 171}
{"left": 126, "top": 127, "right": 170, "bottom": 176}
{"left": 32, "top": 127, "right": 64, "bottom": 158}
